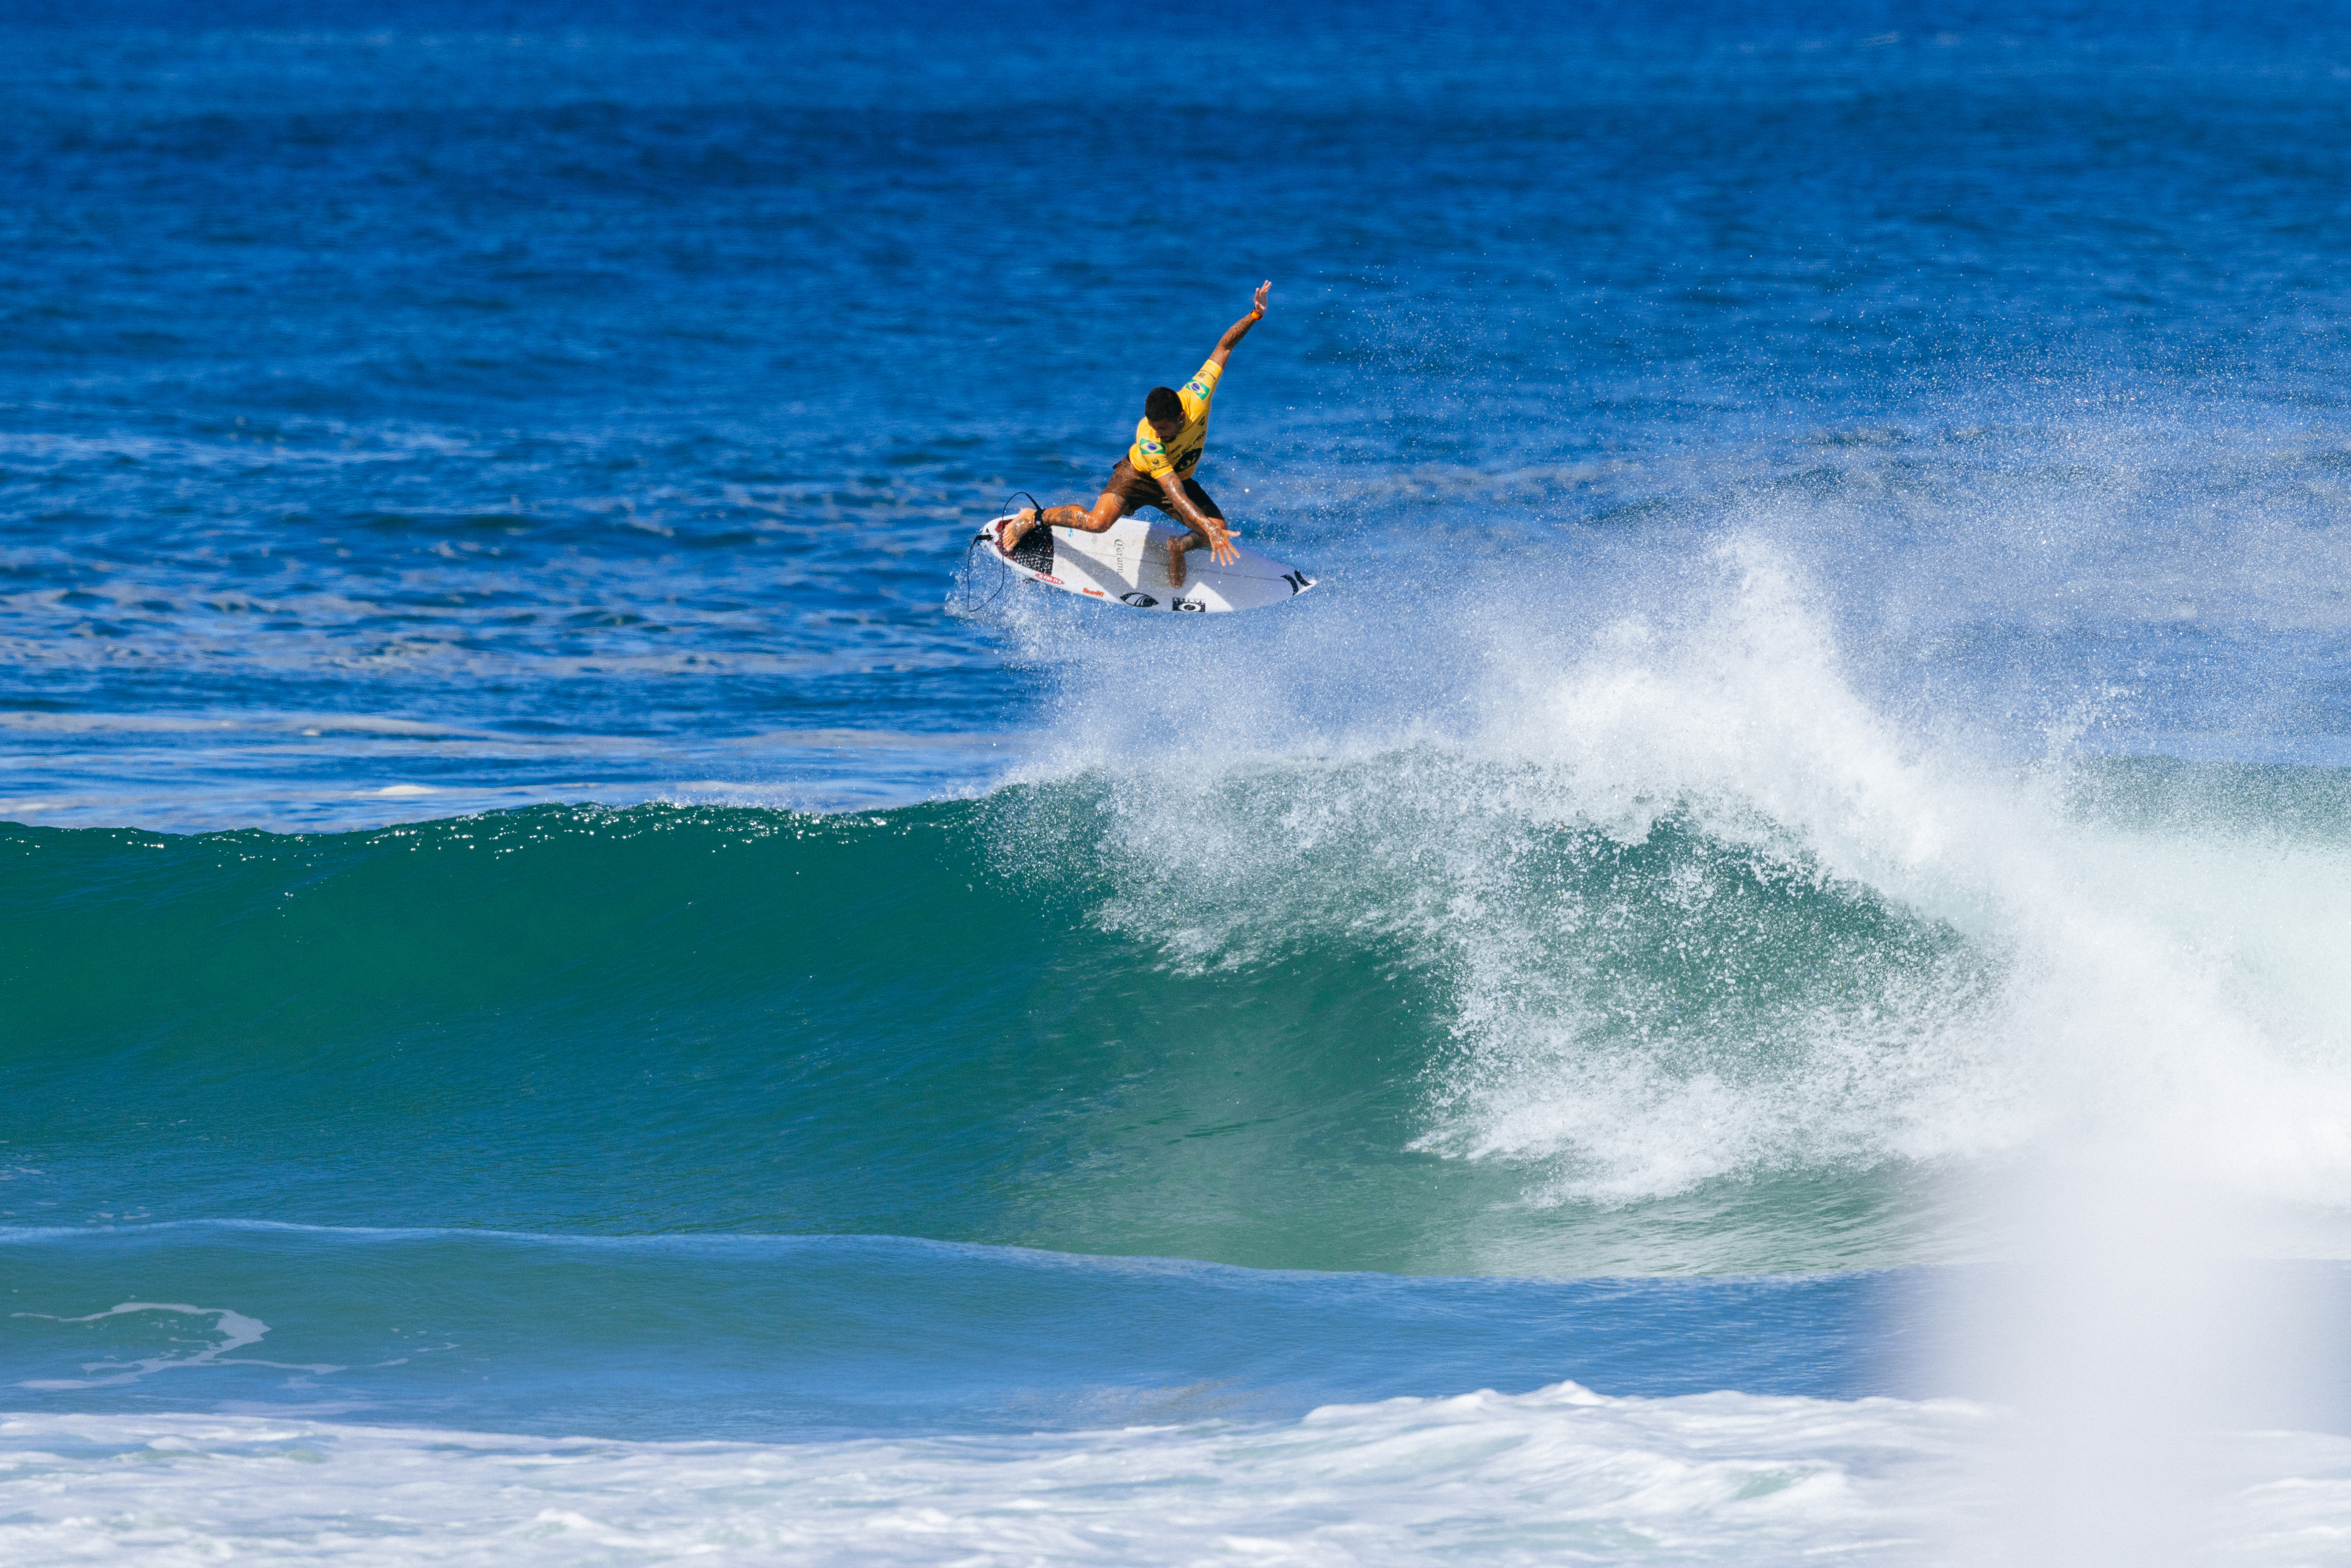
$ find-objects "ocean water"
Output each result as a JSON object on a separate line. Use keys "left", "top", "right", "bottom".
{"left": 10, "top": 0, "right": 2351, "bottom": 1561}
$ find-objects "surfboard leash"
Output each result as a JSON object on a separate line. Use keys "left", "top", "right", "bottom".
{"left": 951, "top": 490, "right": 1043, "bottom": 616}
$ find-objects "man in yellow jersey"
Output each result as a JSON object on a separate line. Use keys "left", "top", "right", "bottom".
{"left": 996, "top": 280, "right": 1271, "bottom": 589}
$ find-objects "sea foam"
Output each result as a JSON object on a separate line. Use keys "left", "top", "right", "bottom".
{"left": 1005, "top": 533, "right": 2351, "bottom": 1556}
{"left": 1014, "top": 538, "right": 2351, "bottom": 1228}
{"left": 8, "top": 1391, "right": 2351, "bottom": 1568}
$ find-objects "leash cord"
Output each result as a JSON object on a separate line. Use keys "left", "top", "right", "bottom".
{"left": 951, "top": 490, "right": 1043, "bottom": 617}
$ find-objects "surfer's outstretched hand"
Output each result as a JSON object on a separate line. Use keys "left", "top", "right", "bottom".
{"left": 1212, "top": 283, "right": 1272, "bottom": 368}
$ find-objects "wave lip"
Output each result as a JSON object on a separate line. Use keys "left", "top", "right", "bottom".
{"left": 1025, "top": 540, "right": 2351, "bottom": 1231}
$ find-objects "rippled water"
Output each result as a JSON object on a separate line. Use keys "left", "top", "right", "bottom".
{"left": 11, "top": 2, "right": 2351, "bottom": 1562}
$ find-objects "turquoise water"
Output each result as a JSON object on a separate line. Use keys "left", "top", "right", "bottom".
{"left": 1, "top": 794, "right": 1962, "bottom": 1272}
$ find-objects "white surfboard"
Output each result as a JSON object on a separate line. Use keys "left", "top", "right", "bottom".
{"left": 975, "top": 512, "right": 1316, "bottom": 614}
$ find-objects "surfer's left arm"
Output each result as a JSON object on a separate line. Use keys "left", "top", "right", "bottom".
{"left": 1155, "top": 474, "right": 1239, "bottom": 565}
{"left": 1206, "top": 280, "right": 1272, "bottom": 370}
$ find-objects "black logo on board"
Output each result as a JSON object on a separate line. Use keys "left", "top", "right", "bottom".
{"left": 1120, "top": 592, "right": 1159, "bottom": 608}
{"left": 1171, "top": 598, "right": 1207, "bottom": 613}
{"left": 1281, "top": 570, "right": 1313, "bottom": 595}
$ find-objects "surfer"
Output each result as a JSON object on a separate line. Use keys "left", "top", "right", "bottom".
{"left": 996, "top": 281, "right": 1271, "bottom": 589}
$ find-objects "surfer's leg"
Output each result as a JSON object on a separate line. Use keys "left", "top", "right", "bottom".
{"left": 1003, "top": 461, "right": 1153, "bottom": 553}
{"left": 1162, "top": 478, "right": 1226, "bottom": 589}
{"left": 1066, "top": 491, "right": 1127, "bottom": 532}
{"left": 1091, "top": 458, "right": 1163, "bottom": 529}
{"left": 1000, "top": 497, "right": 1109, "bottom": 553}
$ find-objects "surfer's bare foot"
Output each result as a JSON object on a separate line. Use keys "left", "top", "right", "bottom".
{"left": 998, "top": 508, "right": 1038, "bottom": 554}
{"left": 1166, "top": 535, "right": 1190, "bottom": 588}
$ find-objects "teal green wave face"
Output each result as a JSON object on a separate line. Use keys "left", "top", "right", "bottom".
{"left": 1, "top": 783, "right": 1987, "bottom": 1276}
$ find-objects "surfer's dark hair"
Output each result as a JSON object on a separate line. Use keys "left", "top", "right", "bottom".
{"left": 1145, "top": 386, "right": 1183, "bottom": 423}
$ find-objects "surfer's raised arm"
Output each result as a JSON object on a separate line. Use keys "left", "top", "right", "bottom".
{"left": 1207, "top": 281, "right": 1272, "bottom": 371}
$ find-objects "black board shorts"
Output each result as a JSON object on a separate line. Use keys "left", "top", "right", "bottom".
{"left": 1100, "top": 458, "right": 1223, "bottom": 524}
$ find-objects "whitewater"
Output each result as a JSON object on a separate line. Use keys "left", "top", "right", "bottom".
{"left": 13, "top": 1, "right": 2351, "bottom": 1563}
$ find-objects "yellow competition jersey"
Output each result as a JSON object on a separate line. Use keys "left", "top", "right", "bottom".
{"left": 1127, "top": 358, "right": 1223, "bottom": 479}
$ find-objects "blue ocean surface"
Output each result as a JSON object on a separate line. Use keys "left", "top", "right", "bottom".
{"left": 9, "top": 1, "right": 2351, "bottom": 1562}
